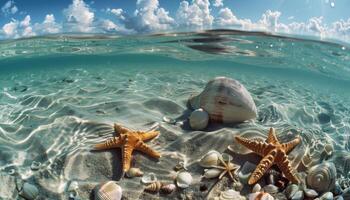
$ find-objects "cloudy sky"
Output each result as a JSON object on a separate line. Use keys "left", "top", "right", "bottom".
{"left": 0, "top": 0, "right": 349, "bottom": 42}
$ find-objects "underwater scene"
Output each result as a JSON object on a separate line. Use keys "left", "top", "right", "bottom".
{"left": 0, "top": 30, "right": 349, "bottom": 200}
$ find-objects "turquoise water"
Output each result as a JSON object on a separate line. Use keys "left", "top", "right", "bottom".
{"left": 0, "top": 30, "right": 350, "bottom": 199}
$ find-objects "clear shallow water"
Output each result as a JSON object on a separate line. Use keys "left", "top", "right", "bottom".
{"left": 0, "top": 30, "right": 350, "bottom": 199}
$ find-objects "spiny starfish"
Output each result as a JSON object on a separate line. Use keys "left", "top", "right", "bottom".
{"left": 235, "top": 127, "right": 301, "bottom": 185}
{"left": 94, "top": 123, "right": 161, "bottom": 174}
{"left": 212, "top": 156, "right": 240, "bottom": 182}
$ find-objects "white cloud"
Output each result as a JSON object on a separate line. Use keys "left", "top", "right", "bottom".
{"left": 216, "top": 7, "right": 253, "bottom": 29}
{"left": 22, "top": 26, "right": 35, "bottom": 37}
{"left": 213, "top": 0, "right": 223, "bottom": 7}
{"left": 1, "top": 0, "right": 18, "bottom": 15}
{"left": 101, "top": 19, "right": 118, "bottom": 31}
{"left": 258, "top": 10, "right": 282, "bottom": 32}
{"left": 20, "top": 15, "right": 31, "bottom": 27}
{"left": 176, "top": 0, "right": 214, "bottom": 30}
{"left": 34, "top": 14, "right": 61, "bottom": 34}
{"left": 63, "top": 0, "right": 95, "bottom": 32}
{"left": 2, "top": 21, "right": 18, "bottom": 38}
{"left": 108, "top": 8, "right": 125, "bottom": 20}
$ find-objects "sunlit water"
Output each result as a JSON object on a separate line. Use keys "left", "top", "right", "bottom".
{"left": 0, "top": 30, "right": 349, "bottom": 199}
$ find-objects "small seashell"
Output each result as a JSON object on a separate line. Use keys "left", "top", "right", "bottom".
{"left": 160, "top": 183, "right": 176, "bottom": 194}
{"left": 199, "top": 150, "right": 222, "bottom": 168}
{"left": 319, "top": 192, "right": 333, "bottom": 200}
{"left": 291, "top": 190, "right": 304, "bottom": 200}
{"left": 238, "top": 161, "right": 256, "bottom": 184}
{"left": 163, "top": 116, "right": 176, "bottom": 124}
{"left": 303, "top": 188, "right": 318, "bottom": 198}
{"left": 30, "top": 161, "right": 42, "bottom": 171}
{"left": 285, "top": 184, "right": 299, "bottom": 199}
{"left": 144, "top": 181, "right": 163, "bottom": 193}
{"left": 263, "top": 184, "right": 279, "bottom": 194}
{"left": 188, "top": 77, "right": 257, "bottom": 123}
{"left": 8, "top": 168, "right": 16, "bottom": 176}
{"left": 203, "top": 168, "right": 222, "bottom": 179}
{"left": 306, "top": 162, "right": 336, "bottom": 193}
{"left": 189, "top": 108, "right": 209, "bottom": 130}
{"left": 141, "top": 173, "right": 157, "bottom": 184}
{"left": 126, "top": 168, "right": 144, "bottom": 178}
{"left": 248, "top": 192, "right": 274, "bottom": 200}
{"left": 176, "top": 171, "right": 192, "bottom": 188}
{"left": 94, "top": 181, "right": 122, "bottom": 200}
{"left": 19, "top": 183, "right": 39, "bottom": 200}
{"left": 174, "top": 161, "right": 187, "bottom": 171}
{"left": 219, "top": 189, "right": 245, "bottom": 200}
{"left": 233, "top": 182, "right": 243, "bottom": 192}
{"left": 67, "top": 181, "right": 79, "bottom": 192}
{"left": 252, "top": 184, "right": 261, "bottom": 193}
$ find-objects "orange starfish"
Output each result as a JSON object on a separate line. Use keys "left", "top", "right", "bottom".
{"left": 235, "top": 127, "right": 301, "bottom": 185}
{"left": 94, "top": 123, "right": 161, "bottom": 173}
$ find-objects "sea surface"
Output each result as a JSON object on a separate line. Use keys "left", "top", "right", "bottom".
{"left": 0, "top": 30, "right": 349, "bottom": 199}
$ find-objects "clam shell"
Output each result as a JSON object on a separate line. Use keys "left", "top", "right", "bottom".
{"left": 189, "top": 77, "right": 257, "bottom": 123}
{"left": 203, "top": 168, "right": 222, "bottom": 179}
{"left": 248, "top": 192, "right": 274, "bottom": 200}
{"left": 144, "top": 181, "right": 163, "bottom": 193}
{"left": 19, "top": 183, "right": 39, "bottom": 200}
{"left": 141, "top": 173, "right": 157, "bottom": 184}
{"left": 219, "top": 189, "right": 245, "bottom": 200}
{"left": 176, "top": 171, "right": 192, "bottom": 188}
{"left": 126, "top": 168, "right": 144, "bottom": 178}
{"left": 189, "top": 108, "right": 209, "bottom": 130}
{"left": 199, "top": 150, "right": 222, "bottom": 168}
{"left": 94, "top": 181, "right": 122, "bottom": 200}
{"left": 160, "top": 183, "right": 176, "bottom": 194}
{"left": 306, "top": 162, "right": 336, "bottom": 193}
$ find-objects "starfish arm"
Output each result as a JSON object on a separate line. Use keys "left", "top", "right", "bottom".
{"left": 122, "top": 141, "right": 135, "bottom": 172}
{"left": 227, "top": 170, "right": 235, "bottom": 182}
{"left": 135, "top": 141, "right": 161, "bottom": 158}
{"left": 282, "top": 136, "right": 301, "bottom": 154}
{"left": 267, "top": 127, "right": 280, "bottom": 145}
{"left": 114, "top": 123, "right": 130, "bottom": 135}
{"left": 248, "top": 150, "right": 276, "bottom": 185}
{"left": 219, "top": 170, "right": 227, "bottom": 180}
{"left": 276, "top": 154, "right": 299, "bottom": 184}
{"left": 140, "top": 130, "right": 159, "bottom": 141}
{"left": 235, "top": 136, "right": 270, "bottom": 156}
{"left": 94, "top": 136, "right": 122, "bottom": 150}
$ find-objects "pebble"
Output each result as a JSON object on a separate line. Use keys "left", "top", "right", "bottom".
{"left": 20, "top": 183, "right": 39, "bottom": 200}
{"left": 252, "top": 184, "right": 261, "bottom": 193}
{"left": 30, "top": 161, "right": 42, "bottom": 171}
{"left": 320, "top": 192, "right": 333, "bottom": 200}
{"left": 291, "top": 190, "right": 304, "bottom": 200}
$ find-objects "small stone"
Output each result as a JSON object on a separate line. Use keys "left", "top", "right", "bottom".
{"left": 320, "top": 192, "right": 333, "bottom": 200}
{"left": 291, "top": 190, "right": 304, "bottom": 200}
{"left": 30, "top": 161, "right": 41, "bottom": 171}
{"left": 304, "top": 188, "right": 318, "bottom": 198}
{"left": 252, "top": 184, "right": 261, "bottom": 193}
{"left": 285, "top": 184, "right": 298, "bottom": 199}
{"left": 189, "top": 108, "right": 209, "bottom": 130}
{"left": 20, "top": 183, "right": 39, "bottom": 200}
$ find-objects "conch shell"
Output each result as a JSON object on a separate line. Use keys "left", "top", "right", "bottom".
{"left": 306, "top": 162, "right": 336, "bottom": 193}
{"left": 188, "top": 77, "right": 257, "bottom": 123}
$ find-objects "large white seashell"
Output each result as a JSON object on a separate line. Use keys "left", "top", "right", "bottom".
{"left": 126, "top": 168, "right": 144, "bottom": 178}
{"left": 176, "top": 171, "right": 193, "bottom": 188}
{"left": 20, "top": 182, "right": 39, "bottom": 200}
{"left": 219, "top": 189, "right": 245, "bottom": 200}
{"left": 199, "top": 150, "right": 222, "bottom": 168}
{"left": 248, "top": 192, "right": 274, "bottom": 200}
{"left": 141, "top": 173, "right": 157, "bottom": 184}
{"left": 94, "top": 181, "right": 122, "bottom": 200}
{"left": 189, "top": 77, "right": 257, "bottom": 123}
{"left": 306, "top": 162, "right": 336, "bottom": 193}
{"left": 203, "top": 168, "right": 222, "bottom": 179}
{"left": 189, "top": 108, "right": 209, "bottom": 130}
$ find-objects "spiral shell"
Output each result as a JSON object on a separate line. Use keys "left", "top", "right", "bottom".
{"left": 306, "top": 162, "right": 336, "bottom": 193}
{"left": 203, "top": 168, "right": 222, "bottom": 179}
{"left": 125, "top": 168, "right": 144, "bottom": 178}
{"left": 94, "top": 181, "right": 122, "bottom": 200}
{"left": 188, "top": 77, "right": 257, "bottom": 123}
{"left": 160, "top": 183, "right": 176, "bottom": 194}
{"left": 219, "top": 189, "right": 245, "bottom": 200}
{"left": 144, "top": 181, "right": 163, "bottom": 193}
{"left": 199, "top": 150, "right": 221, "bottom": 168}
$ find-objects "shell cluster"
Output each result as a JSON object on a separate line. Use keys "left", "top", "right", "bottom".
{"left": 188, "top": 77, "right": 257, "bottom": 123}
{"left": 144, "top": 181, "right": 176, "bottom": 194}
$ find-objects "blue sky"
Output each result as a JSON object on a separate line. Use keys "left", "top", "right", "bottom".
{"left": 0, "top": 0, "right": 349, "bottom": 41}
